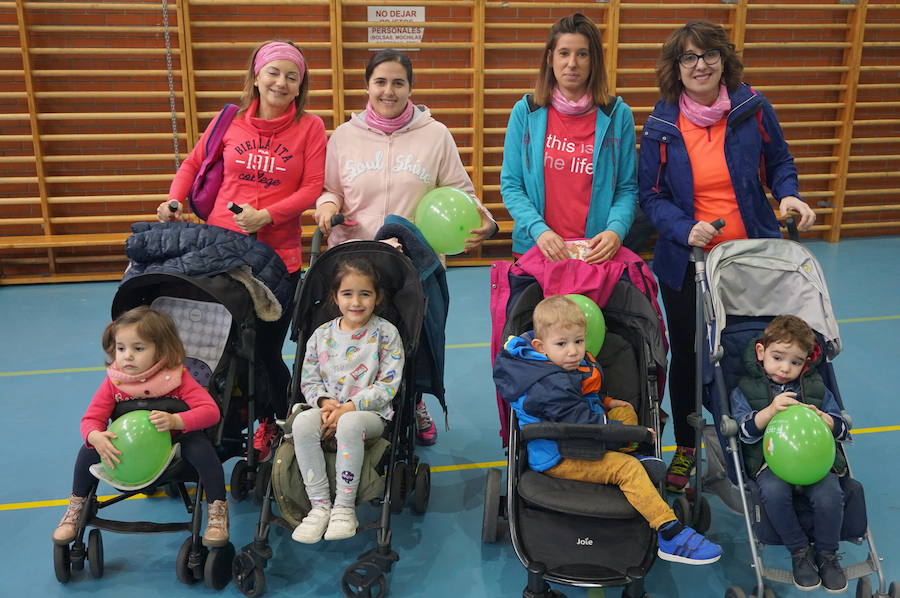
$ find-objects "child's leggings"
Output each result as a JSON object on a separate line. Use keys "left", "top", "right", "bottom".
{"left": 546, "top": 451, "right": 675, "bottom": 530}
{"left": 71, "top": 431, "right": 226, "bottom": 502}
{"left": 292, "top": 407, "right": 384, "bottom": 508}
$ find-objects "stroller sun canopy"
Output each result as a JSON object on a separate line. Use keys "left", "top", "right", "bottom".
{"left": 705, "top": 239, "right": 842, "bottom": 360}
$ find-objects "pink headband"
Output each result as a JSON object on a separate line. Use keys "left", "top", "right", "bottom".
{"left": 253, "top": 42, "right": 306, "bottom": 80}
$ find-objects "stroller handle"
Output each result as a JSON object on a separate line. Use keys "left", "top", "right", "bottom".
{"left": 167, "top": 199, "right": 180, "bottom": 213}
{"left": 691, "top": 218, "right": 725, "bottom": 263}
{"left": 226, "top": 202, "right": 259, "bottom": 241}
{"left": 309, "top": 213, "right": 345, "bottom": 266}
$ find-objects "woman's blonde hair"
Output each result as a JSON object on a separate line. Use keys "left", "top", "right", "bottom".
{"left": 102, "top": 306, "right": 185, "bottom": 369}
{"left": 534, "top": 13, "right": 609, "bottom": 108}
{"left": 239, "top": 39, "right": 308, "bottom": 121}
{"left": 532, "top": 296, "right": 586, "bottom": 341}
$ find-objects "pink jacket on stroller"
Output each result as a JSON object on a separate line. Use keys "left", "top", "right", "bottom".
{"left": 490, "top": 244, "right": 667, "bottom": 445}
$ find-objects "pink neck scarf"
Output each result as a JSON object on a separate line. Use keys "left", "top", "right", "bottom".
{"left": 679, "top": 84, "right": 731, "bottom": 127}
{"left": 107, "top": 361, "right": 183, "bottom": 398}
{"left": 246, "top": 98, "right": 297, "bottom": 135}
{"left": 551, "top": 86, "right": 594, "bottom": 116}
{"left": 364, "top": 100, "right": 416, "bottom": 135}
{"left": 253, "top": 41, "right": 306, "bottom": 81}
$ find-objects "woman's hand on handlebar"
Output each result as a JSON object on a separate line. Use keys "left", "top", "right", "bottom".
{"left": 779, "top": 196, "right": 815, "bottom": 231}
{"left": 315, "top": 202, "right": 341, "bottom": 236}
{"left": 688, "top": 221, "right": 721, "bottom": 248}
{"left": 232, "top": 204, "right": 272, "bottom": 234}
{"left": 536, "top": 230, "right": 568, "bottom": 262}
{"left": 584, "top": 230, "right": 621, "bottom": 264}
{"left": 157, "top": 200, "right": 183, "bottom": 223}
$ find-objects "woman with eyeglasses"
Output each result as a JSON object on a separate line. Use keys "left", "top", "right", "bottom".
{"left": 638, "top": 21, "right": 816, "bottom": 494}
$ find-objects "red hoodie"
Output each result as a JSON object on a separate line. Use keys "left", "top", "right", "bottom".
{"left": 169, "top": 100, "right": 326, "bottom": 272}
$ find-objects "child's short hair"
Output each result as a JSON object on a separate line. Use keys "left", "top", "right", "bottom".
{"left": 760, "top": 315, "right": 816, "bottom": 356}
{"left": 331, "top": 256, "right": 382, "bottom": 300}
{"left": 101, "top": 306, "right": 186, "bottom": 369}
{"left": 532, "top": 295, "right": 586, "bottom": 340}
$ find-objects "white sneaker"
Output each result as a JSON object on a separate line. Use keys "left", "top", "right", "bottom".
{"left": 323, "top": 506, "right": 358, "bottom": 541}
{"left": 291, "top": 505, "right": 331, "bottom": 544}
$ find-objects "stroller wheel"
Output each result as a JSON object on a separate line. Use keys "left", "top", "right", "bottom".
{"left": 724, "top": 587, "right": 747, "bottom": 598}
{"left": 87, "top": 529, "right": 104, "bottom": 579}
{"left": 341, "top": 560, "right": 388, "bottom": 598}
{"left": 672, "top": 494, "right": 712, "bottom": 534}
{"left": 412, "top": 462, "right": 431, "bottom": 514}
{"left": 856, "top": 576, "right": 872, "bottom": 598}
{"left": 482, "top": 468, "right": 501, "bottom": 543}
{"left": 176, "top": 536, "right": 207, "bottom": 585}
{"left": 889, "top": 581, "right": 899, "bottom": 598}
{"left": 231, "top": 460, "right": 250, "bottom": 501}
{"left": 53, "top": 542, "right": 71, "bottom": 584}
{"left": 204, "top": 542, "right": 236, "bottom": 590}
{"left": 233, "top": 550, "right": 267, "bottom": 598}
{"left": 389, "top": 462, "right": 407, "bottom": 514}
{"left": 760, "top": 587, "right": 775, "bottom": 598}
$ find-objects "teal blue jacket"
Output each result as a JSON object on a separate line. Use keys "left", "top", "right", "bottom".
{"left": 500, "top": 94, "right": 638, "bottom": 255}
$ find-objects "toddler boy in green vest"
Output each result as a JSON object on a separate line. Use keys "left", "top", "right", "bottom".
{"left": 730, "top": 315, "right": 851, "bottom": 593}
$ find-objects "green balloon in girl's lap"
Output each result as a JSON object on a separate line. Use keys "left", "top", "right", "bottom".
{"left": 414, "top": 186, "right": 482, "bottom": 255}
{"left": 102, "top": 410, "right": 172, "bottom": 487}
{"left": 763, "top": 404, "right": 835, "bottom": 486}
{"left": 564, "top": 294, "right": 606, "bottom": 356}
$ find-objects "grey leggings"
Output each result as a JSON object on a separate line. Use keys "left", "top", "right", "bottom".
{"left": 292, "top": 407, "right": 385, "bottom": 508}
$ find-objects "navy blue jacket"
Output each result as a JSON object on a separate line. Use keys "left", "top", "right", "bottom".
{"left": 493, "top": 332, "right": 610, "bottom": 471}
{"left": 638, "top": 84, "right": 801, "bottom": 290}
{"left": 124, "top": 222, "right": 292, "bottom": 309}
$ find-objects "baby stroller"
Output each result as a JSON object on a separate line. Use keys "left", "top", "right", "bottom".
{"left": 692, "top": 237, "right": 897, "bottom": 598}
{"left": 232, "top": 221, "right": 435, "bottom": 598}
{"left": 482, "top": 246, "right": 670, "bottom": 598}
{"left": 52, "top": 222, "right": 291, "bottom": 589}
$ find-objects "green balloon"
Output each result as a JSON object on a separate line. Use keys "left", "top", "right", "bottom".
{"left": 103, "top": 410, "right": 172, "bottom": 487}
{"left": 564, "top": 294, "right": 606, "bottom": 356}
{"left": 763, "top": 404, "right": 835, "bottom": 486}
{"left": 414, "top": 186, "right": 482, "bottom": 255}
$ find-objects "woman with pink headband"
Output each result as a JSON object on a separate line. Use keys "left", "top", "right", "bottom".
{"left": 314, "top": 49, "right": 497, "bottom": 447}
{"left": 159, "top": 40, "right": 327, "bottom": 458}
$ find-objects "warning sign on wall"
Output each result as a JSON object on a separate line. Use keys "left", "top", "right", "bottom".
{"left": 367, "top": 6, "right": 425, "bottom": 48}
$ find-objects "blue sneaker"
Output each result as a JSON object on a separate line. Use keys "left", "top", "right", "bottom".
{"left": 657, "top": 525, "right": 722, "bottom": 565}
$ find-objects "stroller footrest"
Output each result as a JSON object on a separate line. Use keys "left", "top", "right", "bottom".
{"left": 760, "top": 566, "right": 793, "bottom": 585}
{"left": 90, "top": 517, "right": 191, "bottom": 534}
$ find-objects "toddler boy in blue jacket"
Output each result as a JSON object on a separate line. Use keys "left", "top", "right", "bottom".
{"left": 493, "top": 295, "right": 721, "bottom": 565}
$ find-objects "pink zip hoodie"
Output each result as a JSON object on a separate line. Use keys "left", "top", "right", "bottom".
{"left": 316, "top": 106, "right": 493, "bottom": 247}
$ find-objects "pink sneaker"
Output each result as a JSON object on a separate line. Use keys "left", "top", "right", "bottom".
{"left": 253, "top": 418, "right": 278, "bottom": 462}
{"left": 415, "top": 399, "right": 438, "bottom": 446}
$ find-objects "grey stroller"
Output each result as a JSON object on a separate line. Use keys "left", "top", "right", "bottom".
{"left": 694, "top": 238, "right": 896, "bottom": 598}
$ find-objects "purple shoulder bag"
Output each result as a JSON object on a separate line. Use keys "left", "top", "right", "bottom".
{"left": 187, "top": 103, "right": 239, "bottom": 220}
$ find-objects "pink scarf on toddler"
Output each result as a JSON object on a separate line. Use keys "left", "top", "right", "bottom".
{"left": 107, "top": 360, "right": 183, "bottom": 398}
{"left": 679, "top": 84, "right": 731, "bottom": 127}
{"left": 364, "top": 100, "right": 416, "bottom": 134}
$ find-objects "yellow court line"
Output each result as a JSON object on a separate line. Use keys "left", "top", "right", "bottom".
{"left": 4, "top": 425, "right": 896, "bottom": 513}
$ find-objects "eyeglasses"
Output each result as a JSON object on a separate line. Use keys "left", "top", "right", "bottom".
{"left": 678, "top": 49, "right": 722, "bottom": 68}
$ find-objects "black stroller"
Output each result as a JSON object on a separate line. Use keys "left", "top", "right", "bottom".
{"left": 692, "top": 237, "right": 897, "bottom": 598}
{"left": 51, "top": 222, "right": 292, "bottom": 589}
{"left": 232, "top": 230, "right": 434, "bottom": 598}
{"left": 483, "top": 248, "right": 670, "bottom": 598}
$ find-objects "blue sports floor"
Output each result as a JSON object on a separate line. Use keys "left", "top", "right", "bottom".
{"left": 1, "top": 236, "right": 898, "bottom": 598}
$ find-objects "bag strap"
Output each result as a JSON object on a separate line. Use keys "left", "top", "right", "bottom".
{"left": 204, "top": 103, "right": 239, "bottom": 157}
{"left": 748, "top": 87, "right": 771, "bottom": 188}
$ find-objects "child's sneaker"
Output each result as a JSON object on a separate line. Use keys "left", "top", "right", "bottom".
{"left": 815, "top": 549, "right": 847, "bottom": 594}
{"left": 791, "top": 546, "right": 821, "bottom": 591}
{"left": 202, "top": 500, "right": 229, "bottom": 547}
{"left": 51, "top": 495, "right": 86, "bottom": 545}
{"left": 415, "top": 399, "right": 438, "bottom": 446}
{"left": 291, "top": 505, "right": 331, "bottom": 544}
{"left": 657, "top": 525, "right": 722, "bottom": 565}
{"left": 665, "top": 446, "right": 696, "bottom": 493}
{"left": 253, "top": 418, "right": 278, "bottom": 462}
{"left": 324, "top": 506, "right": 358, "bottom": 541}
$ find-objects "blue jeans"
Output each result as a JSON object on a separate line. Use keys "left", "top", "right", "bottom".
{"left": 756, "top": 468, "right": 844, "bottom": 553}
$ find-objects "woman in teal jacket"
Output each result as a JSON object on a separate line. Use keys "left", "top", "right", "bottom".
{"left": 500, "top": 13, "right": 637, "bottom": 264}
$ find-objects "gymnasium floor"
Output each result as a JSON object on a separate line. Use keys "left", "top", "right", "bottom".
{"left": 1, "top": 236, "right": 897, "bottom": 598}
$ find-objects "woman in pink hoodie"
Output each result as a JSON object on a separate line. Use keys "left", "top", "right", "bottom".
{"left": 158, "top": 40, "right": 327, "bottom": 454}
{"left": 315, "top": 49, "right": 497, "bottom": 444}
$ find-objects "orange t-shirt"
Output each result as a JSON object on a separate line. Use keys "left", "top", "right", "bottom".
{"left": 678, "top": 113, "right": 748, "bottom": 249}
